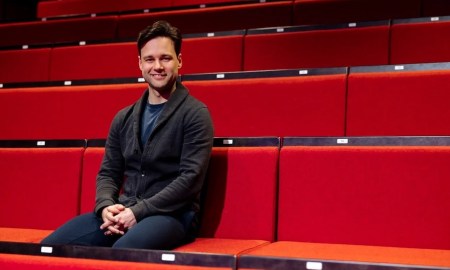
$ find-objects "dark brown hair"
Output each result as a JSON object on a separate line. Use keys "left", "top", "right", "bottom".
{"left": 137, "top": 20, "right": 182, "bottom": 56}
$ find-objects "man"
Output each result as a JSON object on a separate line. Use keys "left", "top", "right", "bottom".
{"left": 42, "top": 21, "right": 214, "bottom": 250}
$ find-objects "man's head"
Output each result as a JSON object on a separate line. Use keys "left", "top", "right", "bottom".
{"left": 137, "top": 21, "right": 183, "bottom": 96}
{"left": 137, "top": 20, "right": 182, "bottom": 57}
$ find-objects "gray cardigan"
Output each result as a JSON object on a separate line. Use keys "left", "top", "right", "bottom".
{"left": 95, "top": 82, "right": 214, "bottom": 221}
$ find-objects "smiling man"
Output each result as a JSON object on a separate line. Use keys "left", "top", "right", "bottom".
{"left": 42, "top": 21, "right": 214, "bottom": 250}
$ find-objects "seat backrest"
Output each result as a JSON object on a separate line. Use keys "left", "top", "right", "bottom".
{"left": 181, "top": 31, "right": 244, "bottom": 74}
{"left": 244, "top": 21, "right": 389, "bottom": 71}
{"left": 293, "top": 0, "right": 420, "bottom": 25}
{"left": 347, "top": 63, "right": 450, "bottom": 136}
{"left": 199, "top": 137, "right": 279, "bottom": 241}
{"left": 0, "top": 140, "right": 85, "bottom": 230}
{"left": 0, "top": 83, "right": 144, "bottom": 140}
{"left": 183, "top": 69, "right": 347, "bottom": 137}
{"left": 50, "top": 42, "right": 139, "bottom": 81}
{"left": 278, "top": 136, "right": 450, "bottom": 250}
{"left": 390, "top": 17, "right": 450, "bottom": 64}
{"left": 0, "top": 48, "right": 51, "bottom": 83}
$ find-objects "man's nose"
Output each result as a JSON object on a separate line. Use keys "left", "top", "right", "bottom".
{"left": 154, "top": 60, "right": 163, "bottom": 70}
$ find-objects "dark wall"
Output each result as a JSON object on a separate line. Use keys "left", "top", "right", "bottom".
{"left": 0, "top": 0, "right": 39, "bottom": 22}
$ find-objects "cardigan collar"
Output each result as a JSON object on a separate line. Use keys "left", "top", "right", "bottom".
{"left": 133, "top": 81, "right": 189, "bottom": 149}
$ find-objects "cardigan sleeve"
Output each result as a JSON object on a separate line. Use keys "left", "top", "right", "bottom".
{"left": 94, "top": 110, "right": 126, "bottom": 217}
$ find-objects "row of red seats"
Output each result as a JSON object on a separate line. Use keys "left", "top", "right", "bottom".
{"left": 1, "top": 136, "right": 449, "bottom": 269}
{"left": 3, "top": 0, "right": 450, "bottom": 48}
{"left": 36, "top": 0, "right": 450, "bottom": 23}
{"left": 1, "top": 63, "right": 449, "bottom": 140}
{"left": 2, "top": 16, "right": 450, "bottom": 84}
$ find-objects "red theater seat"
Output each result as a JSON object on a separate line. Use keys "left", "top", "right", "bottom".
{"left": 0, "top": 48, "right": 50, "bottom": 83}
{"left": 37, "top": 0, "right": 171, "bottom": 18}
{"left": 244, "top": 21, "right": 389, "bottom": 71}
{"left": 390, "top": 17, "right": 450, "bottom": 64}
{"left": 0, "top": 141, "right": 85, "bottom": 230}
{"left": 181, "top": 31, "right": 244, "bottom": 74}
{"left": 0, "top": 16, "right": 118, "bottom": 47}
{"left": 50, "top": 42, "right": 139, "bottom": 81}
{"left": 79, "top": 146, "right": 105, "bottom": 214}
{"left": 346, "top": 63, "right": 450, "bottom": 136}
{"left": 117, "top": 1, "right": 293, "bottom": 38}
{"left": 277, "top": 137, "right": 450, "bottom": 250}
{"left": 0, "top": 83, "right": 144, "bottom": 140}
{"left": 183, "top": 69, "right": 347, "bottom": 137}
{"left": 81, "top": 138, "right": 279, "bottom": 254}
{"left": 293, "top": 0, "right": 420, "bottom": 25}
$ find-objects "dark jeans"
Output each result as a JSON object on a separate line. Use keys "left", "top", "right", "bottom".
{"left": 41, "top": 211, "right": 196, "bottom": 250}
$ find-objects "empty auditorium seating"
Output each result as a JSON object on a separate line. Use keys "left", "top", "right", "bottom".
{"left": 37, "top": 0, "right": 172, "bottom": 19}
{"left": 236, "top": 136, "right": 450, "bottom": 270}
{"left": 390, "top": 16, "right": 450, "bottom": 64}
{"left": 244, "top": 21, "right": 390, "bottom": 71}
{"left": 293, "top": 0, "right": 421, "bottom": 25}
{"left": 117, "top": 1, "right": 293, "bottom": 38}
{"left": 49, "top": 42, "right": 139, "bottom": 81}
{"left": 0, "top": 140, "right": 86, "bottom": 230}
{"left": 0, "top": 48, "right": 50, "bottom": 83}
{"left": 0, "top": 16, "right": 118, "bottom": 48}
{"left": 181, "top": 30, "right": 244, "bottom": 74}
{"left": 182, "top": 68, "right": 347, "bottom": 137}
{"left": 346, "top": 62, "right": 450, "bottom": 136}
{"left": 277, "top": 136, "right": 450, "bottom": 249}
{"left": 0, "top": 83, "right": 144, "bottom": 140}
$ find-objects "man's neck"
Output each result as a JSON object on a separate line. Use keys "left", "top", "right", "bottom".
{"left": 148, "top": 84, "right": 176, "bottom": 104}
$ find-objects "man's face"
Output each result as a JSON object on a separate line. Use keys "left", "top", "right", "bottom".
{"left": 139, "top": 36, "right": 182, "bottom": 94}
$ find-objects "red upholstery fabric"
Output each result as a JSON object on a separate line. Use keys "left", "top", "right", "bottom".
{"left": 242, "top": 242, "right": 450, "bottom": 268}
{"left": 0, "top": 84, "right": 144, "bottom": 140}
{"left": 80, "top": 146, "right": 279, "bottom": 241}
{"left": 181, "top": 35, "right": 243, "bottom": 74}
{"left": 172, "top": 0, "right": 255, "bottom": 7}
{"left": 37, "top": 0, "right": 171, "bottom": 18}
{"left": 0, "top": 48, "right": 50, "bottom": 83}
{"left": 80, "top": 148, "right": 105, "bottom": 214}
{"left": 0, "top": 228, "right": 52, "bottom": 243}
{"left": 244, "top": 25, "right": 389, "bottom": 71}
{"left": 347, "top": 70, "right": 450, "bottom": 136}
{"left": 278, "top": 146, "right": 450, "bottom": 249}
{"left": 184, "top": 74, "right": 346, "bottom": 137}
{"left": 117, "top": 1, "right": 292, "bottom": 38}
{"left": 390, "top": 20, "right": 450, "bottom": 64}
{"left": 0, "top": 254, "right": 227, "bottom": 270}
{"left": 199, "top": 147, "right": 278, "bottom": 241}
{"left": 50, "top": 42, "right": 139, "bottom": 81}
{"left": 293, "top": 0, "right": 420, "bottom": 25}
{"left": 0, "top": 148, "right": 84, "bottom": 230}
{"left": 0, "top": 16, "right": 117, "bottom": 47}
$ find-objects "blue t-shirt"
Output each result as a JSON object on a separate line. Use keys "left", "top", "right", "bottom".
{"left": 140, "top": 102, "right": 165, "bottom": 145}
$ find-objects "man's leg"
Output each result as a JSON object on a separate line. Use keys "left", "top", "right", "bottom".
{"left": 41, "top": 212, "right": 118, "bottom": 247}
{"left": 112, "top": 214, "right": 186, "bottom": 250}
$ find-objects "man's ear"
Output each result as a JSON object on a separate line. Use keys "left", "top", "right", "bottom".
{"left": 177, "top": 53, "right": 182, "bottom": 69}
{"left": 138, "top": 55, "right": 143, "bottom": 71}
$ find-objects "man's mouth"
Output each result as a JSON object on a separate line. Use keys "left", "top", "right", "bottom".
{"left": 151, "top": 74, "right": 166, "bottom": 78}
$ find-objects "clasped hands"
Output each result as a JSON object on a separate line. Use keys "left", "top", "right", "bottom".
{"left": 100, "top": 204, "right": 137, "bottom": 236}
